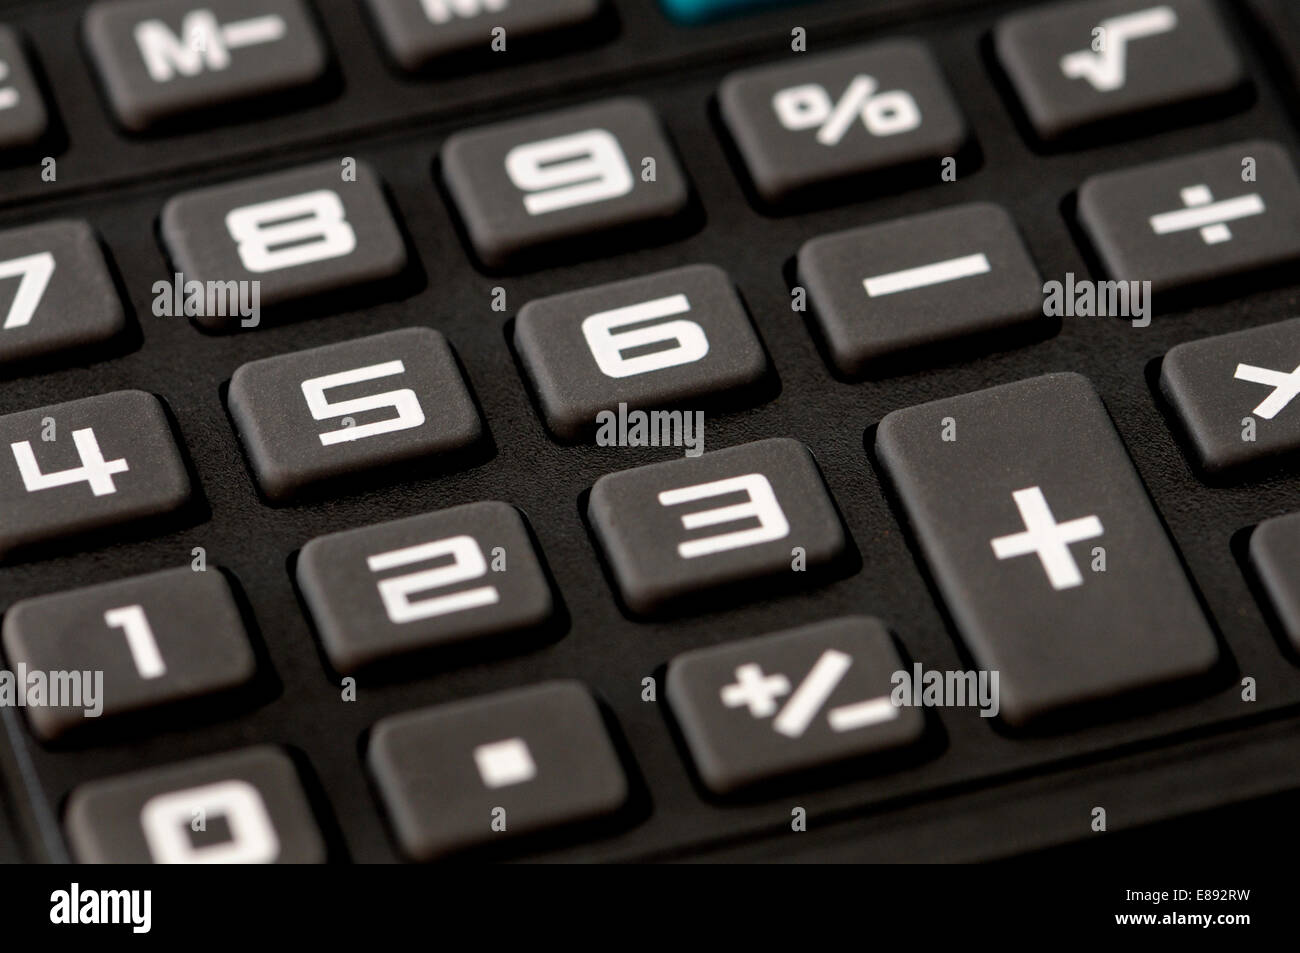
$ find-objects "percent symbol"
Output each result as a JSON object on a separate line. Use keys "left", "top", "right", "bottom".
{"left": 772, "top": 74, "right": 921, "bottom": 146}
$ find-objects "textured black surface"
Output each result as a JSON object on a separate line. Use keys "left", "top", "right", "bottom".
{"left": 0, "top": 0, "right": 1299, "bottom": 864}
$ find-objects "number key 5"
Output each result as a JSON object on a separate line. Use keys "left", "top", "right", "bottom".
{"left": 226, "top": 327, "right": 483, "bottom": 501}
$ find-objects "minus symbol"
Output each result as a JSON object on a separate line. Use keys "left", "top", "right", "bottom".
{"left": 863, "top": 252, "right": 991, "bottom": 297}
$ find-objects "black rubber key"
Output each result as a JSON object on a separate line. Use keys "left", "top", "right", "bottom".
{"left": 587, "top": 437, "right": 846, "bottom": 614}
{"left": 995, "top": 0, "right": 1244, "bottom": 141}
{"left": 368, "top": 681, "right": 627, "bottom": 861}
{"left": 875, "top": 372, "right": 1218, "bottom": 726}
{"left": 797, "top": 202, "right": 1044, "bottom": 376}
{"left": 161, "top": 159, "right": 408, "bottom": 330}
{"left": 365, "top": 0, "right": 602, "bottom": 71}
{"left": 441, "top": 97, "right": 689, "bottom": 267}
{"left": 1160, "top": 317, "right": 1300, "bottom": 474}
{"left": 2, "top": 566, "right": 256, "bottom": 740}
{"left": 0, "top": 25, "right": 47, "bottom": 150}
{"left": 64, "top": 746, "right": 326, "bottom": 863}
{"left": 667, "top": 616, "right": 925, "bottom": 794}
{"left": 719, "top": 40, "right": 967, "bottom": 204}
{"left": 83, "top": 0, "right": 328, "bottom": 132}
{"left": 227, "top": 327, "right": 481, "bottom": 502}
{"left": 513, "top": 264, "right": 769, "bottom": 440}
{"left": 1250, "top": 511, "right": 1300, "bottom": 654}
{"left": 297, "top": 501, "right": 553, "bottom": 673}
{"left": 0, "top": 391, "right": 191, "bottom": 561}
{"left": 0, "top": 220, "right": 125, "bottom": 368}
{"left": 1078, "top": 140, "right": 1300, "bottom": 293}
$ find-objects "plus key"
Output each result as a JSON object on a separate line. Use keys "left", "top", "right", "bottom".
{"left": 875, "top": 373, "right": 1218, "bottom": 726}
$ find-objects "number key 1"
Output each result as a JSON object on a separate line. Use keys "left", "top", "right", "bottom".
{"left": 2, "top": 566, "right": 257, "bottom": 740}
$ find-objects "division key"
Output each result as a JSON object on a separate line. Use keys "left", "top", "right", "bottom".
{"left": 874, "top": 372, "right": 1218, "bottom": 726}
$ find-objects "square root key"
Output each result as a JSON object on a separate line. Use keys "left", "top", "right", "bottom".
{"left": 995, "top": 0, "right": 1244, "bottom": 141}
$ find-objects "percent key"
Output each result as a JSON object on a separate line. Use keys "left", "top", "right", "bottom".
{"left": 719, "top": 40, "right": 969, "bottom": 204}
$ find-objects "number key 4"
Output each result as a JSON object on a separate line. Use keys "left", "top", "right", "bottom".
{"left": 0, "top": 391, "right": 192, "bottom": 560}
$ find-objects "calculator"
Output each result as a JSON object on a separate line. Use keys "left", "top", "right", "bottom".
{"left": 2, "top": 0, "right": 1300, "bottom": 864}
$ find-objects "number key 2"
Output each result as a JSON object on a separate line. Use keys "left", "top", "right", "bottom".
{"left": 297, "top": 501, "right": 554, "bottom": 673}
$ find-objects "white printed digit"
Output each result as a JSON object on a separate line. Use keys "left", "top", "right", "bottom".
{"left": 581, "top": 293, "right": 709, "bottom": 378}
{"left": 368, "top": 535, "right": 499, "bottom": 624}
{"left": 505, "top": 129, "right": 634, "bottom": 216}
{"left": 10, "top": 428, "right": 128, "bottom": 496}
{"left": 300, "top": 361, "right": 424, "bottom": 445}
{"left": 0, "top": 251, "right": 55, "bottom": 329}
{"left": 658, "top": 473, "right": 790, "bottom": 558}
{"left": 141, "top": 780, "right": 280, "bottom": 864}
{"left": 104, "top": 604, "right": 167, "bottom": 679}
{"left": 225, "top": 190, "right": 356, "bottom": 273}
